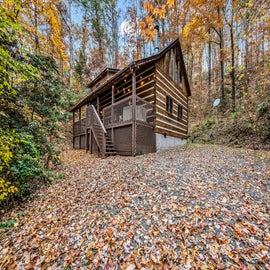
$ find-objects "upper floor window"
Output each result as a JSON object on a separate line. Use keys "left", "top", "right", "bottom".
{"left": 166, "top": 96, "right": 173, "bottom": 114}
{"left": 178, "top": 104, "right": 183, "bottom": 121}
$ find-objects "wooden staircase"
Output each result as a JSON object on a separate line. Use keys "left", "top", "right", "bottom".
{"left": 105, "top": 134, "right": 117, "bottom": 156}
{"left": 87, "top": 105, "right": 117, "bottom": 157}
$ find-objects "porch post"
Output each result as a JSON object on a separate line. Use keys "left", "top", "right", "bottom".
{"left": 90, "top": 130, "right": 92, "bottom": 154}
{"left": 79, "top": 108, "right": 81, "bottom": 149}
{"left": 132, "top": 68, "right": 136, "bottom": 156}
{"left": 72, "top": 111, "right": 75, "bottom": 149}
{"left": 97, "top": 96, "right": 100, "bottom": 115}
{"left": 111, "top": 85, "right": 115, "bottom": 143}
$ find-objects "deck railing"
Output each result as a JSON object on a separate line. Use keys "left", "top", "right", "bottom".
{"left": 103, "top": 96, "right": 154, "bottom": 127}
{"left": 86, "top": 105, "right": 107, "bottom": 154}
{"left": 74, "top": 118, "right": 86, "bottom": 137}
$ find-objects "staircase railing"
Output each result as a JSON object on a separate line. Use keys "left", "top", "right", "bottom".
{"left": 86, "top": 105, "right": 107, "bottom": 155}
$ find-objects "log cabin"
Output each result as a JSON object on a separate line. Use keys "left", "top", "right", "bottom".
{"left": 70, "top": 38, "right": 191, "bottom": 156}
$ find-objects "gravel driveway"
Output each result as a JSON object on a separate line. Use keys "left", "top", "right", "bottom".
{"left": 1, "top": 144, "right": 269, "bottom": 269}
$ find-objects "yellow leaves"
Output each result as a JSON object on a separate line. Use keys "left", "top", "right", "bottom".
{"left": 140, "top": 0, "right": 175, "bottom": 41}
{"left": 139, "top": 21, "right": 146, "bottom": 30}
{"left": 159, "top": 5, "right": 167, "bottom": 19}
{"left": 0, "top": 178, "right": 18, "bottom": 201}
{"left": 145, "top": 15, "right": 154, "bottom": 25}
{"left": 167, "top": 0, "right": 175, "bottom": 8}
{"left": 16, "top": 0, "right": 67, "bottom": 65}
{"left": 140, "top": 17, "right": 155, "bottom": 42}
{"left": 238, "top": 73, "right": 245, "bottom": 81}
{"left": 246, "top": 0, "right": 253, "bottom": 8}
{"left": 153, "top": 7, "right": 160, "bottom": 17}
{"left": 183, "top": 17, "right": 203, "bottom": 38}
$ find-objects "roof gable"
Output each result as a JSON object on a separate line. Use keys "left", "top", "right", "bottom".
{"left": 88, "top": 67, "right": 119, "bottom": 89}
{"left": 70, "top": 39, "right": 191, "bottom": 112}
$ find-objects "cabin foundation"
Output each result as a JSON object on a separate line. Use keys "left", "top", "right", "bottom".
{"left": 155, "top": 133, "right": 187, "bottom": 152}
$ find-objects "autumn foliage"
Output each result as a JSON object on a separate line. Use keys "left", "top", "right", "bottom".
{"left": 0, "top": 1, "right": 72, "bottom": 204}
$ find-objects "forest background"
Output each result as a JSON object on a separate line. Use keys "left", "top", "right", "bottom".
{"left": 0, "top": 0, "right": 269, "bottom": 206}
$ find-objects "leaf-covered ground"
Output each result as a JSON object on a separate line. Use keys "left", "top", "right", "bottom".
{"left": 1, "top": 144, "right": 269, "bottom": 269}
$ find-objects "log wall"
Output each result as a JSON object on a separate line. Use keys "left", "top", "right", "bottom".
{"left": 155, "top": 66, "right": 188, "bottom": 139}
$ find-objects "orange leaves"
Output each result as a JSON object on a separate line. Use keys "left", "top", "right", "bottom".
{"left": 140, "top": 0, "right": 175, "bottom": 41}
{"left": 143, "top": 1, "right": 153, "bottom": 13}
{"left": 167, "top": 0, "right": 175, "bottom": 8}
{"left": 145, "top": 15, "right": 154, "bottom": 25}
{"left": 1, "top": 146, "right": 270, "bottom": 268}
{"left": 14, "top": 0, "right": 67, "bottom": 65}
{"left": 140, "top": 16, "right": 155, "bottom": 42}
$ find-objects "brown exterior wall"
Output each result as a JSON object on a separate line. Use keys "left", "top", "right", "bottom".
{"left": 112, "top": 125, "right": 132, "bottom": 155}
{"left": 136, "top": 123, "right": 155, "bottom": 154}
{"left": 136, "top": 66, "right": 155, "bottom": 104}
{"left": 155, "top": 66, "right": 188, "bottom": 139}
{"left": 71, "top": 40, "right": 190, "bottom": 155}
{"left": 91, "top": 71, "right": 118, "bottom": 92}
{"left": 156, "top": 47, "right": 181, "bottom": 87}
{"left": 73, "top": 118, "right": 86, "bottom": 149}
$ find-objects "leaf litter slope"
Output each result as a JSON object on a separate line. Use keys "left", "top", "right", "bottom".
{"left": 0, "top": 145, "right": 269, "bottom": 269}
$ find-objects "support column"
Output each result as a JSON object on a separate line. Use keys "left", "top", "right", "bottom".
{"left": 79, "top": 108, "right": 81, "bottom": 149}
{"left": 97, "top": 96, "right": 100, "bottom": 115}
{"left": 111, "top": 85, "right": 115, "bottom": 143}
{"left": 90, "top": 130, "right": 92, "bottom": 154}
{"left": 132, "top": 69, "right": 136, "bottom": 156}
{"left": 72, "top": 111, "right": 75, "bottom": 149}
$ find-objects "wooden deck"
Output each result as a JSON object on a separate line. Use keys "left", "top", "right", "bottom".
{"left": 73, "top": 96, "right": 155, "bottom": 156}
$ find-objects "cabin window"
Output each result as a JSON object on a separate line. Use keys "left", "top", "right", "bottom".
{"left": 166, "top": 96, "right": 173, "bottom": 114}
{"left": 178, "top": 104, "right": 183, "bottom": 121}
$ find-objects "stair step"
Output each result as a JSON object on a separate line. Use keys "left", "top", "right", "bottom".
{"left": 105, "top": 152, "right": 117, "bottom": 156}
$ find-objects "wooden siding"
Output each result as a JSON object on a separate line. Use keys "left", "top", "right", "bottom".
{"left": 114, "top": 74, "right": 132, "bottom": 103}
{"left": 90, "top": 70, "right": 118, "bottom": 91}
{"left": 155, "top": 66, "right": 188, "bottom": 139}
{"left": 156, "top": 46, "right": 181, "bottom": 87}
{"left": 98, "top": 89, "right": 112, "bottom": 115}
{"left": 136, "top": 65, "right": 155, "bottom": 104}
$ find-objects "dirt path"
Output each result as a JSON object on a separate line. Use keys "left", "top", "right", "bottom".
{"left": 1, "top": 144, "right": 269, "bottom": 269}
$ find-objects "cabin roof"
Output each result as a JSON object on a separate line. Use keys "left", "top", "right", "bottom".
{"left": 88, "top": 67, "right": 120, "bottom": 88}
{"left": 70, "top": 38, "right": 191, "bottom": 112}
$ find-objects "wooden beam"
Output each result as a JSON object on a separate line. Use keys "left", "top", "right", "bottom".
{"left": 111, "top": 85, "right": 115, "bottom": 144}
{"left": 73, "top": 111, "right": 75, "bottom": 149}
{"left": 79, "top": 108, "right": 81, "bottom": 149}
{"left": 132, "top": 69, "right": 136, "bottom": 156}
{"left": 97, "top": 96, "right": 100, "bottom": 114}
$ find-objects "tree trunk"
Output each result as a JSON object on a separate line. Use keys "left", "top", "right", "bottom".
{"left": 208, "top": 30, "right": 212, "bottom": 101}
{"left": 34, "top": 2, "right": 39, "bottom": 54}
{"left": 217, "top": 7, "right": 225, "bottom": 103}
{"left": 68, "top": 0, "right": 73, "bottom": 86}
{"left": 230, "top": 11, "right": 236, "bottom": 112}
{"left": 219, "top": 27, "right": 225, "bottom": 102}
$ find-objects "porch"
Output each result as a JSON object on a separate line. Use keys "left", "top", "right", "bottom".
{"left": 73, "top": 95, "right": 156, "bottom": 156}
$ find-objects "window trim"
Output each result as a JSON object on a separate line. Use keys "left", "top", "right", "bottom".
{"left": 166, "top": 96, "right": 173, "bottom": 114}
{"left": 177, "top": 104, "right": 183, "bottom": 121}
